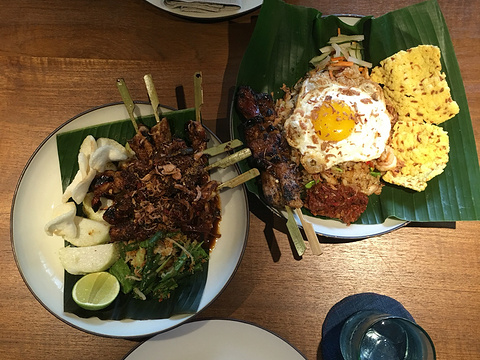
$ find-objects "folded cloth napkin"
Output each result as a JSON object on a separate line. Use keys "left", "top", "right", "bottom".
{"left": 164, "top": 0, "right": 242, "bottom": 13}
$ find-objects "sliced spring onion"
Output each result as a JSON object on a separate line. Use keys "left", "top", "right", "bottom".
{"left": 331, "top": 42, "right": 342, "bottom": 58}
{"left": 310, "top": 55, "right": 332, "bottom": 69}
{"left": 310, "top": 52, "right": 330, "bottom": 64}
{"left": 305, "top": 179, "right": 319, "bottom": 189}
{"left": 347, "top": 56, "right": 372, "bottom": 68}
{"left": 310, "top": 31, "right": 369, "bottom": 70}
{"left": 328, "top": 34, "right": 365, "bottom": 44}
{"left": 319, "top": 45, "right": 334, "bottom": 53}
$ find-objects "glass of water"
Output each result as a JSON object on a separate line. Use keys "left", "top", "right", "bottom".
{"left": 340, "top": 310, "right": 436, "bottom": 360}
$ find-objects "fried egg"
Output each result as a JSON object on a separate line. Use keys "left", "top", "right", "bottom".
{"left": 284, "top": 70, "right": 393, "bottom": 173}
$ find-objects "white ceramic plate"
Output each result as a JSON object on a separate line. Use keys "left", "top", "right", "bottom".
{"left": 288, "top": 211, "right": 407, "bottom": 240}
{"left": 231, "top": 15, "right": 408, "bottom": 239}
{"left": 145, "top": 0, "right": 262, "bottom": 20}
{"left": 123, "top": 319, "right": 306, "bottom": 359}
{"left": 11, "top": 103, "right": 249, "bottom": 337}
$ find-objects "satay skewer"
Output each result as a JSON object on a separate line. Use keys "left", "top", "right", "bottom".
{"left": 139, "top": 73, "right": 258, "bottom": 188}
{"left": 294, "top": 208, "right": 322, "bottom": 255}
{"left": 218, "top": 168, "right": 260, "bottom": 190}
{"left": 205, "top": 148, "right": 252, "bottom": 171}
{"left": 285, "top": 206, "right": 307, "bottom": 256}
{"left": 143, "top": 74, "right": 162, "bottom": 123}
{"left": 116, "top": 78, "right": 139, "bottom": 133}
{"left": 202, "top": 139, "right": 243, "bottom": 157}
{"left": 194, "top": 71, "right": 203, "bottom": 123}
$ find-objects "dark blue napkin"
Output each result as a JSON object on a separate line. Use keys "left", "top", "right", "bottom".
{"left": 321, "top": 293, "right": 414, "bottom": 360}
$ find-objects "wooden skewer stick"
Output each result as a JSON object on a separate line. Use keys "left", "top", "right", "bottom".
{"left": 285, "top": 206, "right": 307, "bottom": 257}
{"left": 294, "top": 208, "right": 322, "bottom": 255}
{"left": 116, "top": 78, "right": 139, "bottom": 133}
{"left": 143, "top": 74, "right": 162, "bottom": 123}
{"left": 194, "top": 71, "right": 203, "bottom": 123}
{"left": 202, "top": 139, "right": 243, "bottom": 157}
{"left": 218, "top": 168, "right": 260, "bottom": 190}
{"left": 205, "top": 148, "right": 251, "bottom": 171}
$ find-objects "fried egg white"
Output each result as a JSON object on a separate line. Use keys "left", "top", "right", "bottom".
{"left": 284, "top": 73, "right": 393, "bottom": 174}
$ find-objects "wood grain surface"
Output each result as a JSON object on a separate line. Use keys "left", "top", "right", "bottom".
{"left": 1, "top": 0, "right": 479, "bottom": 359}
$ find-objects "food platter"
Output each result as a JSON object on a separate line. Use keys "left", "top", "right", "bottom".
{"left": 11, "top": 102, "right": 249, "bottom": 337}
{"left": 282, "top": 15, "right": 408, "bottom": 239}
{"left": 123, "top": 319, "right": 306, "bottom": 359}
{"left": 144, "top": 0, "right": 262, "bottom": 20}
{"left": 231, "top": 0, "right": 480, "bottom": 238}
{"left": 231, "top": 14, "right": 408, "bottom": 240}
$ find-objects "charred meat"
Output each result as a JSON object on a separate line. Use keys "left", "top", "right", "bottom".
{"left": 90, "top": 118, "right": 221, "bottom": 249}
{"left": 235, "top": 86, "right": 303, "bottom": 209}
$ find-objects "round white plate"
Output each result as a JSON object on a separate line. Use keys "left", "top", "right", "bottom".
{"left": 11, "top": 103, "right": 249, "bottom": 338}
{"left": 145, "top": 0, "right": 262, "bottom": 20}
{"left": 123, "top": 319, "right": 306, "bottom": 359}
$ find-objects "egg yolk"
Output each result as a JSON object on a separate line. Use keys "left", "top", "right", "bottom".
{"left": 312, "top": 100, "right": 356, "bottom": 141}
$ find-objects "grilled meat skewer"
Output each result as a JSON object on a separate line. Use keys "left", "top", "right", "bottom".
{"left": 90, "top": 119, "right": 221, "bottom": 249}
{"left": 235, "top": 86, "right": 303, "bottom": 209}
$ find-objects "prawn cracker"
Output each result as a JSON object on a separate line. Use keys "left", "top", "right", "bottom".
{"left": 383, "top": 121, "right": 449, "bottom": 191}
{"left": 371, "top": 45, "right": 459, "bottom": 124}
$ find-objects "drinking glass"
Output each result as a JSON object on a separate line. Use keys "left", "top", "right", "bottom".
{"left": 339, "top": 310, "right": 436, "bottom": 360}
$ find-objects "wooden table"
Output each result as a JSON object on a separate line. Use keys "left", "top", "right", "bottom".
{"left": 1, "top": 0, "right": 479, "bottom": 359}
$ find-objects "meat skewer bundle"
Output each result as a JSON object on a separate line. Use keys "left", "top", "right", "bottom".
{"left": 236, "top": 86, "right": 304, "bottom": 209}
{"left": 236, "top": 86, "right": 322, "bottom": 256}
{"left": 95, "top": 76, "right": 258, "bottom": 250}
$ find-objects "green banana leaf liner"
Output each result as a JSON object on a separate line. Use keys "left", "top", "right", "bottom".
{"left": 57, "top": 108, "right": 209, "bottom": 320}
{"left": 232, "top": 0, "right": 480, "bottom": 224}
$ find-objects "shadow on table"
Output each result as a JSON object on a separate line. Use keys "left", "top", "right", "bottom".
{"left": 246, "top": 189, "right": 456, "bottom": 263}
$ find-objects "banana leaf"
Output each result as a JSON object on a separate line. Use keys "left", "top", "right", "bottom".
{"left": 232, "top": 0, "right": 480, "bottom": 224}
{"left": 57, "top": 107, "right": 209, "bottom": 320}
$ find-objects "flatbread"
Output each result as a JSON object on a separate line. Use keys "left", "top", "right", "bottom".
{"left": 371, "top": 45, "right": 459, "bottom": 124}
{"left": 383, "top": 121, "right": 449, "bottom": 191}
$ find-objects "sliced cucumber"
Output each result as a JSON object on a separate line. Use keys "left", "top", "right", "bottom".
{"left": 58, "top": 243, "right": 120, "bottom": 275}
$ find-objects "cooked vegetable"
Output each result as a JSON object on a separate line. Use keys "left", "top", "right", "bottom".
{"left": 310, "top": 29, "right": 372, "bottom": 69}
{"left": 109, "top": 231, "right": 208, "bottom": 301}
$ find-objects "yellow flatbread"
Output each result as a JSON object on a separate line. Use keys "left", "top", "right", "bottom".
{"left": 383, "top": 121, "right": 449, "bottom": 191}
{"left": 371, "top": 45, "right": 459, "bottom": 124}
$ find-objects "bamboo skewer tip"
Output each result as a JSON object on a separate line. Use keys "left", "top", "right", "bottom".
{"left": 194, "top": 71, "right": 203, "bottom": 123}
{"left": 294, "top": 208, "right": 322, "bottom": 256}
{"left": 143, "top": 74, "right": 162, "bottom": 123}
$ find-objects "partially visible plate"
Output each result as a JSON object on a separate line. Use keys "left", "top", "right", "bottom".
{"left": 11, "top": 102, "right": 249, "bottom": 337}
{"left": 123, "top": 319, "right": 306, "bottom": 359}
{"left": 145, "top": 0, "right": 262, "bottom": 20}
{"left": 231, "top": 15, "right": 408, "bottom": 240}
{"left": 289, "top": 211, "right": 407, "bottom": 240}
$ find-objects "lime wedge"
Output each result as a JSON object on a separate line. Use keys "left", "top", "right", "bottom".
{"left": 72, "top": 272, "right": 120, "bottom": 310}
